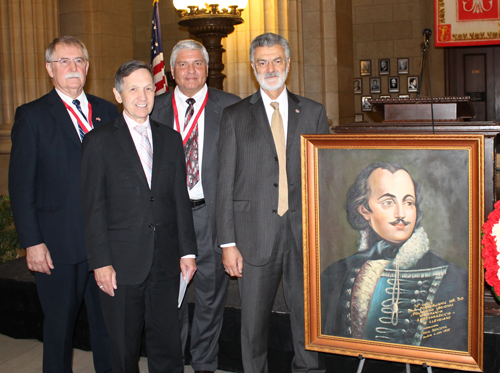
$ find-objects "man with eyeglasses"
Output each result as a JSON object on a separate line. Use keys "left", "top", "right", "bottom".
{"left": 9, "top": 36, "right": 118, "bottom": 372}
{"left": 216, "top": 32, "right": 330, "bottom": 373}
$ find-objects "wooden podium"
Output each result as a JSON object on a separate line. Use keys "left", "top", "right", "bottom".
{"left": 369, "top": 96, "right": 475, "bottom": 122}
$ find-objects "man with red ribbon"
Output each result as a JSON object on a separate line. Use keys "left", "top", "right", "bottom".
{"left": 151, "top": 39, "right": 239, "bottom": 373}
{"left": 9, "top": 36, "right": 118, "bottom": 372}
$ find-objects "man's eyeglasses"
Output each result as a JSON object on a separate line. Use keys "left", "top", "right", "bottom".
{"left": 255, "top": 58, "right": 286, "bottom": 69}
{"left": 49, "top": 58, "right": 88, "bottom": 67}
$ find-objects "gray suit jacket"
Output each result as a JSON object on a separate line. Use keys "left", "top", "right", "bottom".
{"left": 150, "top": 87, "right": 240, "bottom": 246}
{"left": 216, "top": 90, "right": 330, "bottom": 266}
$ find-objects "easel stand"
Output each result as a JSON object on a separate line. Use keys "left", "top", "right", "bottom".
{"left": 356, "top": 355, "right": 433, "bottom": 373}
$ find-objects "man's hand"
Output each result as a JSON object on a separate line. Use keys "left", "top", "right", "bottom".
{"left": 26, "top": 243, "right": 54, "bottom": 274}
{"left": 180, "top": 257, "right": 197, "bottom": 283}
{"left": 94, "top": 265, "right": 117, "bottom": 297}
{"left": 222, "top": 245, "right": 243, "bottom": 277}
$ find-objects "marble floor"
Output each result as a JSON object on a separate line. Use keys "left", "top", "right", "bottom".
{"left": 0, "top": 333, "right": 231, "bottom": 373}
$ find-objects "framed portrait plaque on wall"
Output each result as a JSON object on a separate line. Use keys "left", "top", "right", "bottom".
{"left": 302, "top": 134, "right": 484, "bottom": 371}
{"left": 360, "top": 60, "right": 371, "bottom": 76}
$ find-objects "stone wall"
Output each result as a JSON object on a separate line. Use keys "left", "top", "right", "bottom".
{"left": 352, "top": 0, "right": 445, "bottom": 122}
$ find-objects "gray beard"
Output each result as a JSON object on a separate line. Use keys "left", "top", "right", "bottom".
{"left": 253, "top": 66, "right": 289, "bottom": 92}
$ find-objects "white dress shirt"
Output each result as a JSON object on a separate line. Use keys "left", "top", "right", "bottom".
{"left": 56, "top": 88, "right": 92, "bottom": 141}
{"left": 173, "top": 84, "right": 208, "bottom": 200}
{"left": 221, "top": 86, "right": 289, "bottom": 249}
{"left": 123, "top": 111, "right": 154, "bottom": 154}
{"left": 260, "top": 86, "right": 289, "bottom": 142}
{"left": 123, "top": 111, "right": 194, "bottom": 259}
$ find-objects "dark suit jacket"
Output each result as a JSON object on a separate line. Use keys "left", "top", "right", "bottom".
{"left": 80, "top": 114, "right": 197, "bottom": 285}
{"left": 216, "top": 90, "right": 330, "bottom": 266}
{"left": 9, "top": 88, "right": 119, "bottom": 264}
{"left": 150, "top": 87, "right": 240, "bottom": 247}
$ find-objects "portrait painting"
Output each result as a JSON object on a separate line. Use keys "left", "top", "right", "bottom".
{"left": 360, "top": 60, "right": 371, "bottom": 76}
{"left": 398, "top": 58, "right": 409, "bottom": 74}
{"left": 302, "top": 135, "right": 484, "bottom": 371}
{"left": 354, "top": 78, "right": 362, "bottom": 94}
{"left": 379, "top": 59, "right": 390, "bottom": 75}
{"left": 370, "top": 78, "right": 381, "bottom": 94}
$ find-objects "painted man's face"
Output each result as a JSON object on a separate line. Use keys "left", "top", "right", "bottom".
{"left": 358, "top": 168, "right": 417, "bottom": 244}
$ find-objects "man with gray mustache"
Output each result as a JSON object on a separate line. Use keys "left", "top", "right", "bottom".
{"left": 9, "top": 36, "right": 118, "bottom": 372}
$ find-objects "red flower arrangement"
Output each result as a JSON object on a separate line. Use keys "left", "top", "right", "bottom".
{"left": 482, "top": 200, "right": 500, "bottom": 299}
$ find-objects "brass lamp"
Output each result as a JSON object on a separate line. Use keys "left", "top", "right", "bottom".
{"left": 173, "top": 0, "right": 247, "bottom": 90}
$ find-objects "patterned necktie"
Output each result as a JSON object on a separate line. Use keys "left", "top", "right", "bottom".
{"left": 134, "top": 125, "right": 153, "bottom": 188}
{"left": 270, "top": 102, "right": 288, "bottom": 216}
{"left": 72, "top": 99, "right": 88, "bottom": 140}
{"left": 184, "top": 98, "right": 196, "bottom": 130}
{"left": 184, "top": 98, "right": 199, "bottom": 190}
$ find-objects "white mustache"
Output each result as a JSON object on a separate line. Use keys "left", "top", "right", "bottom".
{"left": 65, "top": 72, "right": 82, "bottom": 79}
{"left": 263, "top": 72, "right": 280, "bottom": 79}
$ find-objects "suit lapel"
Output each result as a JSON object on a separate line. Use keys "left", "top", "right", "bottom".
{"left": 286, "top": 90, "right": 301, "bottom": 150}
{"left": 47, "top": 89, "right": 82, "bottom": 149}
{"left": 155, "top": 92, "right": 175, "bottom": 129}
{"left": 204, "top": 90, "right": 220, "bottom": 149}
{"left": 88, "top": 95, "right": 104, "bottom": 128}
{"left": 202, "top": 89, "right": 220, "bottom": 174}
{"left": 115, "top": 115, "right": 150, "bottom": 189}
{"left": 150, "top": 120, "right": 164, "bottom": 192}
{"left": 249, "top": 91, "right": 276, "bottom": 154}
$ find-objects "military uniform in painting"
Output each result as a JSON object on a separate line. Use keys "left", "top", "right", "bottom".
{"left": 321, "top": 227, "right": 468, "bottom": 351}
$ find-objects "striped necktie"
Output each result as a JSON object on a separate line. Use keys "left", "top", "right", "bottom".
{"left": 133, "top": 125, "right": 153, "bottom": 188}
{"left": 72, "top": 99, "right": 88, "bottom": 140}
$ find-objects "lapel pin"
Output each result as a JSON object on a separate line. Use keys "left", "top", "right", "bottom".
{"left": 96, "top": 117, "right": 101, "bottom": 121}
{"left": 295, "top": 109, "right": 300, "bottom": 113}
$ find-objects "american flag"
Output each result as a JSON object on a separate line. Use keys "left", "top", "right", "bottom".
{"left": 151, "top": 0, "right": 167, "bottom": 95}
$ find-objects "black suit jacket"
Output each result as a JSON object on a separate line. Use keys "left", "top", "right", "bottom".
{"left": 9, "top": 89, "right": 119, "bottom": 264}
{"left": 80, "top": 114, "right": 197, "bottom": 285}
{"left": 216, "top": 90, "right": 330, "bottom": 265}
{"left": 150, "top": 87, "right": 240, "bottom": 247}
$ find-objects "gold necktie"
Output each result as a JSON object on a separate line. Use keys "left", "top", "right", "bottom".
{"left": 270, "top": 102, "right": 288, "bottom": 216}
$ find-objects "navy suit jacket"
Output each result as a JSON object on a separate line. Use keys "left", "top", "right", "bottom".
{"left": 9, "top": 89, "right": 119, "bottom": 264}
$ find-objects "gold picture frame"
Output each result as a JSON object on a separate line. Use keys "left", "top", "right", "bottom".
{"left": 302, "top": 134, "right": 484, "bottom": 371}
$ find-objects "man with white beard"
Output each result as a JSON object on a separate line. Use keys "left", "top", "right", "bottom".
{"left": 216, "top": 32, "right": 330, "bottom": 373}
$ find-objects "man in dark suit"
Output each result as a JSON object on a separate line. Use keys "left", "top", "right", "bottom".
{"left": 81, "top": 60, "right": 197, "bottom": 373}
{"left": 151, "top": 39, "right": 239, "bottom": 373}
{"left": 9, "top": 36, "right": 117, "bottom": 372}
{"left": 216, "top": 33, "right": 330, "bottom": 373}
